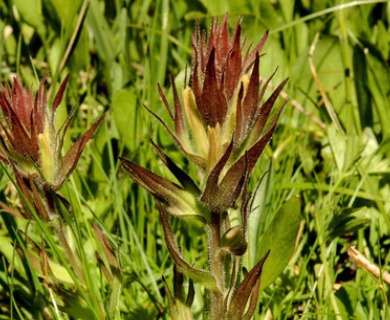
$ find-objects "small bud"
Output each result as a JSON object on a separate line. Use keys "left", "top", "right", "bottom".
{"left": 221, "top": 225, "right": 247, "bottom": 255}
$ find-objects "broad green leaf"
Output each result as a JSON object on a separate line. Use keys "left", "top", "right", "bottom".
{"left": 28, "top": 251, "right": 75, "bottom": 285}
{"left": 294, "top": 17, "right": 309, "bottom": 55}
{"left": 335, "top": 283, "right": 359, "bottom": 319}
{"left": 48, "top": 39, "right": 63, "bottom": 75}
{"left": 12, "top": 0, "right": 45, "bottom": 34}
{"left": 279, "top": 0, "right": 294, "bottom": 23}
{"left": 112, "top": 89, "right": 138, "bottom": 152}
{"left": 44, "top": 0, "right": 85, "bottom": 76}
{"left": 361, "top": 128, "right": 390, "bottom": 174}
{"left": 67, "top": 27, "right": 90, "bottom": 74}
{"left": 256, "top": 195, "right": 301, "bottom": 290}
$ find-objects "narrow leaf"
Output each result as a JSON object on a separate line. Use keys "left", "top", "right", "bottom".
{"left": 60, "top": 115, "right": 104, "bottom": 186}
{"left": 158, "top": 83, "right": 174, "bottom": 120}
{"left": 242, "top": 52, "right": 261, "bottom": 135}
{"left": 215, "top": 152, "right": 248, "bottom": 209}
{"left": 150, "top": 139, "right": 200, "bottom": 195}
{"left": 52, "top": 73, "right": 70, "bottom": 113}
{"left": 353, "top": 45, "right": 372, "bottom": 129}
{"left": 243, "top": 30, "right": 269, "bottom": 73}
{"left": 244, "top": 104, "right": 285, "bottom": 174}
{"left": 158, "top": 202, "right": 217, "bottom": 291}
{"left": 227, "top": 250, "right": 270, "bottom": 319}
{"left": 0, "top": 201, "right": 25, "bottom": 218}
{"left": 143, "top": 104, "right": 206, "bottom": 168}
{"left": 172, "top": 78, "right": 187, "bottom": 140}
{"left": 92, "top": 224, "right": 119, "bottom": 271}
{"left": 252, "top": 77, "right": 288, "bottom": 140}
{"left": 121, "top": 158, "right": 207, "bottom": 219}
{"left": 225, "top": 20, "right": 242, "bottom": 99}
{"left": 29, "top": 176, "right": 49, "bottom": 220}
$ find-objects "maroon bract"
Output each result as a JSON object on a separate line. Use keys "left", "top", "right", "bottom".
{"left": 0, "top": 75, "right": 103, "bottom": 220}
{"left": 121, "top": 14, "right": 288, "bottom": 319}
{"left": 124, "top": 15, "right": 288, "bottom": 215}
{"left": 0, "top": 75, "right": 103, "bottom": 189}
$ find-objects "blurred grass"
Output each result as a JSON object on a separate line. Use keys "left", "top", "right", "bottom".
{"left": 0, "top": 0, "right": 390, "bottom": 319}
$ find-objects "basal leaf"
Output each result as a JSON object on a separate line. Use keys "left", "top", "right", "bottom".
{"left": 256, "top": 195, "right": 301, "bottom": 290}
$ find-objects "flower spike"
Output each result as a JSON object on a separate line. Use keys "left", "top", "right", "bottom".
{"left": 0, "top": 75, "right": 104, "bottom": 212}
{"left": 121, "top": 14, "right": 288, "bottom": 318}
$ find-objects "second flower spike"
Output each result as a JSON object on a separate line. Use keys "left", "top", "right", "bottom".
{"left": 0, "top": 75, "right": 104, "bottom": 190}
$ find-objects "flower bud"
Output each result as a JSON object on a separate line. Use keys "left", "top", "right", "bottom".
{"left": 221, "top": 225, "right": 247, "bottom": 255}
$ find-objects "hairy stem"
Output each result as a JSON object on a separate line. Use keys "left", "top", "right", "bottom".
{"left": 53, "top": 219, "right": 85, "bottom": 284}
{"left": 208, "top": 212, "right": 225, "bottom": 318}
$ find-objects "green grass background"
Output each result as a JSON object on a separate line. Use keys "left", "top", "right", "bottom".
{"left": 0, "top": 0, "right": 390, "bottom": 319}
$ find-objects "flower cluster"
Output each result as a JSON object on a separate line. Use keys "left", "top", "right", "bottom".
{"left": 121, "top": 14, "right": 288, "bottom": 318}
{"left": 122, "top": 15, "right": 287, "bottom": 218}
{"left": 0, "top": 75, "right": 103, "bottom": 219}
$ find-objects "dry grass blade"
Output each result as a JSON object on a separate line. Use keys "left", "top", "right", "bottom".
{"left": 348, "top": 246, "right": 390, "bottom": 285}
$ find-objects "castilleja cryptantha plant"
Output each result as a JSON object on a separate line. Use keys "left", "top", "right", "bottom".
{"left": 0, "top": 75, "right": 103, "bottom": 220}
{"left": 121, "top": 15, "right": 288, "bottom": 319}
{"left": 0, "top": 75, "right": 120, "bottom": 318}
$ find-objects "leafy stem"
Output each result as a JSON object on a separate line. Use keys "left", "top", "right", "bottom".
{"left": 208, "top": 212, "right": 225, "bottom": 318}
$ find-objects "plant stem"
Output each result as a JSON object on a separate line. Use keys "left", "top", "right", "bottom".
{"left": 53, "top": 219, "right": 85, "bottom": 284}
{"left": 208, "top": 212, "right": 224, "bottom": 319}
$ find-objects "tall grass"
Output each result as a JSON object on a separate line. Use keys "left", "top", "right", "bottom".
{"left": 0, "top": 0, "right": 389, "bottom": 319}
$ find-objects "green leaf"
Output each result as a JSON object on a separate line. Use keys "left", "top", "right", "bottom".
{"left": 335, "top": 283, "right": 359, "bottom": 319}
{"left": 353, "top": 44, "right": 372, "bottom": 129}
{"left": 248, "top": 161, "right": 272, "bottom": 266}
{"left": 12, "top": 0, "right": 45, "bottom": 34}
{"left": 365, "top": 40, "right": 390, "bottom": 138}
{"left": 87, "top": 0, "right": 116, "bottom": 63}
{"left": 46, "top": 0, "right": 73, "bottom": 24}
{"left": 198, "top": 0, "right": 229, "bottom": 15}
{"left": 0, "top": 234, "right": 74, "bottom": 285}
{"left": 256, "top": 195, "right": 301, "bottom": 290}
{"left": 326, "top": 207, "right": 370, "bottom": 242}
{"left": 112, "top": 89, "right": 138, "bottom": 152}
{"left": 0, "top": 235, "right": 26, "bottom": 275}
{"left": 326, "top": 125, "right": 364, "bottom": 174}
